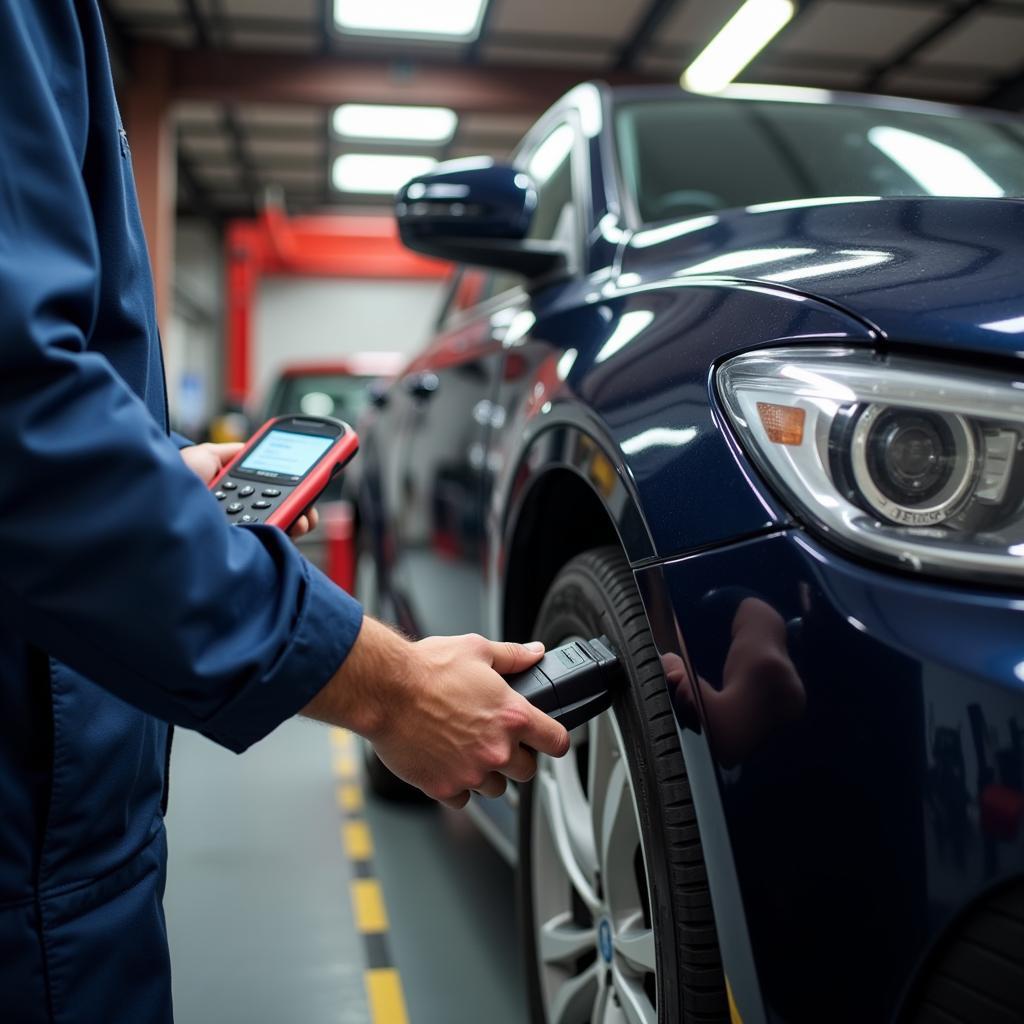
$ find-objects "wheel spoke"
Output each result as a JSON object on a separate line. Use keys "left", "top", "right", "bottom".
{"left": 587, "top": 714, "right": 615, "bottom": 859}
{"left": 593, "top": 975, "right": 616, "bottom": 1023}
{"left": 612, "top": 963, "right": 657, "bottom": 1024}
{"left": 548, "top": 963, "right": 601, "bottom": 1024}
{"left": 551, "top": 745, "right": 599, "bottom": 882}
{"left": 539, "top": 911, "right": 596, "bottom": 967}
{"left": 538, "top": 772, "right": 601, "bottom": 914}
{"left": 599, "top": 758, "right": 632, "bottom": 880}
{"left": 616, "top": 925, "right": 656, "bottom": 975}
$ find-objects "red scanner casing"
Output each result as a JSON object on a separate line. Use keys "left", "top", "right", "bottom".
{"left": 208, "top": 415, "right": 359, "bottom": 530}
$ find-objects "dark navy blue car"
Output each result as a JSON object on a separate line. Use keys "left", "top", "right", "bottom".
{"left": 358, "top": 83, "right": 1024, "bottom": 1024}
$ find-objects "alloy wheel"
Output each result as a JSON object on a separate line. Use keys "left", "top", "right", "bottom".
{"left": 531, "top": 700, "right": 658, "bottom": 1024}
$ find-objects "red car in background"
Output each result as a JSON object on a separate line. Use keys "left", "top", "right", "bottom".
{"left": 261, "top": 352, "right": 405, "bottom": 590}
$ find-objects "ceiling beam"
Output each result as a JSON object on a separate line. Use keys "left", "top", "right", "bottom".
{"left": 614, "top": 0, "right": 679, "bottom": 71}
{"left": 223, "top": 108, "right": 260, "bottom": 214}
{"left": 862, "top": 0, "right": 986, "bottom": 92}
{"left": 985, "top": 62, "right": 1024, "bottom": 109}
{"left": 180, "top": 0, "right": 212, "bottom": 48}
{"left": 465, "top": 0, "right": 500, "bottom": 63}
{"left": 176, "top": 150, "right": 221, "bottom": 224}
{"left": 167, "top": 48, "right": 662, "bottom": 113}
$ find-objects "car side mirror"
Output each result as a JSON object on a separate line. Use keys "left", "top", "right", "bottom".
{"left": 396, "top": 159, "right": 568, "bottom": 282}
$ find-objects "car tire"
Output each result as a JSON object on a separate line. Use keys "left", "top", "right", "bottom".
{"left": 903, "top": 877, "right": 1024, "bottom": 1024}
{"left": 519, "top": 546, "right": 729, "bottom": 1023}
{"left": 355, "top": 526, "right": 432, "bottom": 804}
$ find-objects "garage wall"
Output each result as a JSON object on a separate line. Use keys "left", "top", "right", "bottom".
{"left": 252, "top": 275, "right": 447, "bottom": 406}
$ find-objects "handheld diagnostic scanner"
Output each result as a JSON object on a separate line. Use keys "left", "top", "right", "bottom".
{"left": 505, "top": 636, "right": 621, "bottom": 731}
{"left": 209, "top": 415, "right": 359, "bottom": 530}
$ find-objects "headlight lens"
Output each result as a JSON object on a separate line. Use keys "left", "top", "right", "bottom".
{"left": 717, "top": 347, "right": 1024, "bottom": 582}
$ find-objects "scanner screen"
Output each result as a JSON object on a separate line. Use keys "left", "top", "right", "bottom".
{"left": 240, "top": 430, "right": 333, "bottom": 477}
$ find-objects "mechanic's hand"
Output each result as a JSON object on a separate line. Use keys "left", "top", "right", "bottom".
{"left": 180, "top": 441, "right": 242, "bottom": 485}
{"left": 180, "top": 442, "right": 318, "bottom": 539}
{"left": 303, "top": 619, "right": 571, "bottom": 809}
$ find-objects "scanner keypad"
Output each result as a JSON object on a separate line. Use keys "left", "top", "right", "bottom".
{"left": 215, "top": 477, "right": 298, "bottom": 526}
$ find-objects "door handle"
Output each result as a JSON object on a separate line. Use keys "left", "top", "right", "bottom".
{"left": 406, "top": 371, "right": 441, "bottom": 400}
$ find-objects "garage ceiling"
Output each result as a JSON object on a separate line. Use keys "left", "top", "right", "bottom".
{"left": 99, "top": 0, "right": 1024, "bottom": 220}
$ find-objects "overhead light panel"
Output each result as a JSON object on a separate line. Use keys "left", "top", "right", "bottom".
{"left": 333, "top": 104, "right": 458, "bottom": 143}
{"left": 332, "top": 154, "right": 437, "bottom": 194}
{"left": 334, "top": 0, "right": 488, "bottom": 40}
{"left": 682, "top": 0, "right": 796, "bottom": 95}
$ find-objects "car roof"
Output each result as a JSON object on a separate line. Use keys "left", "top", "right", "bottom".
{"left": 602, "top": 82, "right": 1024, "bottom": 126}
{"left": 279, "top": 352, "right": 405, "bottom": 379}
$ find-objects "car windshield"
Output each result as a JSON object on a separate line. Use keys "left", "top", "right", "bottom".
{"left": 271, "top": 373, "right": 375, "bottom": 422}
{"left": 615, "top": 97, "right": 1024, "bottom": 225}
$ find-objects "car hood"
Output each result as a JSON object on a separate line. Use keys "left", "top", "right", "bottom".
{"left": 620, "top": 196, "right": 1024, "bottom": 361}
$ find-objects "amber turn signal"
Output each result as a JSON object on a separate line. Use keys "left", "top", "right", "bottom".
{"left": 756, "top": 401, "right": 805, "bottom": 445}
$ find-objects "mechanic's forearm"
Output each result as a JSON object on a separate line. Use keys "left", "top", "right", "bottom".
{"left": 301, "top": 616, "right": 412, "bottom": 738}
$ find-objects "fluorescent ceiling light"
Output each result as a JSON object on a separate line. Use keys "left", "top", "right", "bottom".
{"left": 332, "top": 154, "right": 437, "bottom": 194}
{"left": 868, "top": 126, "right": 1005, "bottom": 198}
{"left": 334, "top": 104, "right": 457, "bottom": 143}
{"left": 682, "top": 0, "right": 796, "bottom": 95}
{"left": 334, "top": 0, "right": 487, "bottom": 39}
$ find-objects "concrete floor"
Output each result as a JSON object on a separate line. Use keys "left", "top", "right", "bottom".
{"left": 164, "top": 721, "right": 527, "bottom": 1024}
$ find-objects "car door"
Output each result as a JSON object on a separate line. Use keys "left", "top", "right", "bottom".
{"left": 389, "top": 271, "right": 525, "bottom": 639}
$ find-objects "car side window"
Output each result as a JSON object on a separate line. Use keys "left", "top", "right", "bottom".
{"left": 525, "top": 121, "right": 577, "bottom": 248}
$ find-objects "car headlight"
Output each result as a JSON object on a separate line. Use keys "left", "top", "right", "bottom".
{"left": 717, "top": 347, "right": 1024, "bottom": 582}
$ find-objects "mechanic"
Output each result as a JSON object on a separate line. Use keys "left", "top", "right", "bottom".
{"left": 0, "top": 5, "right": 570, "bottom": 1022}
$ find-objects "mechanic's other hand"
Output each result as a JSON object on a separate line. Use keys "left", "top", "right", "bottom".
{"left": 287, "top": 506, "right": 319, "bottom": 539}
{"left": 304, "top": 620, "right": 570, "bottom": 809}
{"left": 387, "top": 633, "right": 570, "bottom": 809}
{"left": 180, "top": 442, "right": 243, "bottom": 485}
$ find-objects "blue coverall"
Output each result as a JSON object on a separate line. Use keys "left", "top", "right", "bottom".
{"left": 0, "top": 4, "right": 364, "bottom": 1021}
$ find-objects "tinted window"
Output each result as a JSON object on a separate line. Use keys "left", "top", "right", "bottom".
{"left": 526, "top": 121, "right": 577, "bottom": 246}
{"left": 617, "top": 98, "right": 1024, "bottom": 224}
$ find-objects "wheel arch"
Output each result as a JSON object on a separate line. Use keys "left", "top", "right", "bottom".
{"left": 497, "top": 416, "right": 655, "bottom": 643}
{"left": 502, "top": 467, "right": 620, "bottom": 641}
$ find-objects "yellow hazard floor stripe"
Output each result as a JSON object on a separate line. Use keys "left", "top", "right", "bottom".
{"left": 727, "top": 978, "right": 744, "bottom": 1024}
{"left": 329, "top": 728, "right": 409, "bottom": 1024}
{"left": 365, "top": 968, "right": 410, "bottom": 1024}
{"left": 343, "top": 820, "right": 374, "bottom": 860}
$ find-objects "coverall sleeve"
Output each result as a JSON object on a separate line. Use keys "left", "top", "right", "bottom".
{"left": 0, "top": 4, "right": 363, "bottom": 753}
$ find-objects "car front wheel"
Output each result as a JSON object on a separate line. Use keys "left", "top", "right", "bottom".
{"left": 519, "top": 547, "right": 729, "bottom": 1023}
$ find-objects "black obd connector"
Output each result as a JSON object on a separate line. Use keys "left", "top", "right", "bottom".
{"left": 505, "top": 636, "right": 620, "bottom": 731}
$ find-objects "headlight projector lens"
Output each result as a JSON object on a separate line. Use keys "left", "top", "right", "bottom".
{"left": 848, "top": 405, "right": 976, "bottom": 525}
